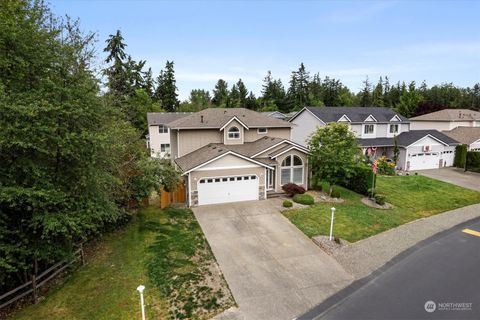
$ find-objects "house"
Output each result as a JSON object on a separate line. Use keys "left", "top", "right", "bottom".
{"left": 410, "top": 109, "right": 480, "bottom": 131}
{"left": 261, "top": 111, "right": 287, "bottom": 120}
{"left": 443, "top": 127, "right": 480, "bottom": 151}
{"left": 147, "top": 112, "right": 193, "bottom": 158}
{"left": 289, "top": 106, "right": 458, "bottom": 171}
{"left": 166, "top": 108, "right": 309, "bottom": 206}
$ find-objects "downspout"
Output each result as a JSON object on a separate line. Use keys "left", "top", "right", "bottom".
{"left": 187, "top": 173, "right": 191, "bottom": 207}
{"left": 177, "top": 129, "right": 180, "bottom": 158}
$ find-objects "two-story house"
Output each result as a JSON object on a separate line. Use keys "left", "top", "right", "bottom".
{"left": 290, "top": 107, "right": 458, "bottom": 171}
{"left": 165, "top": 108, "right": 309, "bottom": 206}
{"left": 147, "top": 112, "right": 193, "bottom": 158}
{"left": 410, "top": 109, "right": 480, "bottom": 131}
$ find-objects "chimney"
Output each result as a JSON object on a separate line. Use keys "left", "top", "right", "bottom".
{"left": 201, "top": 115, "right": 204, "bottom": 123}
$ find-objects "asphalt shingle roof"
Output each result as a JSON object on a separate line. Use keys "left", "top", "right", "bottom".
{"left": 299, "top": 106, "right": 409, "bottom": 123}
{"left": 409, "top": 109, "right": 480, "bottom": 121}
{"left": 443, "top": 127, "right": 480, "bottom": 145}
{"left": 357, "top": 130, "right": 459, "bottom": 148}
{"left": 147, "top": 112, "right": 193, "bottom": 126}
{"left": 168, "top": 108, "right": 292, "bottom": 129}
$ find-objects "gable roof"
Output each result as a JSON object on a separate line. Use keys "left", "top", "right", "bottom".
{"left": 410, "top": 109, "right": 480, "bottom": 122}
{"left": 443, "top": 127, "right": 480, "bottom": 145}
{"left": 290, "top": 107, "right": 408, "bottom": 123}
{"left": 357, "top": 130, "right": 459, "bottom": 148}
{"left": 147, "top": 112, "right": 193, "bottom": 126}
{"left": 168, "top": 108, "right": 292, "bottom": 129}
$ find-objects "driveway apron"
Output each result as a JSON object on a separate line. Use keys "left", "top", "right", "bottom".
{"left": 193, "top": 200, "right": 353, "bottom": 320}
{"left": 417, "top": 167, "right": 480, "bottom": 191}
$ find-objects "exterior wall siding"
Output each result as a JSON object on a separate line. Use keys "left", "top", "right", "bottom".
{"left": 291, "top": 111, "right": 324, "bottom": 146}
{"left": 148, "top": 125, "right": 171, "bottom": 158}
{"left": 223, "top": 119, "right": 245, "bottom": 145}
{"left": 244, "top": 127, "right": 291, "bottom": 142}
{"left": 178, "top": 129, "right": 222, "bottom": 157}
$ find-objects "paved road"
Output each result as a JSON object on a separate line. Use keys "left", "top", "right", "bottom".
{"left": 299, "top": 218, "right": 480, "bottom": 320}
{"left": 193, "top": 199, "right": 353, "bottom": 320}
{"left": 418, "top": 167, "right": 480, "bottom": 191}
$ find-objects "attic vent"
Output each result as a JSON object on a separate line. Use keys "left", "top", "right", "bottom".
{"left": 201, "top": 115, "right": 204, "bottom": 123}
{"left": 224, "top": 110, "right": 227, "bottom": 114}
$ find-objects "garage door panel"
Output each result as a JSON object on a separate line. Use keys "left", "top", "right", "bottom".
{"left": 198, "top": 175, "right": 259, "bottom": 205}
{"left": 409, "top": 152, "right": 440, "bottom": 170}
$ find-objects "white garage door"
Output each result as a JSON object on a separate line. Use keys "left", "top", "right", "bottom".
{"left": 409, "top": 152, "right": 440, "bottom": 170}
{"left": 197, "top": 175, "right": 259, "bottom": 205}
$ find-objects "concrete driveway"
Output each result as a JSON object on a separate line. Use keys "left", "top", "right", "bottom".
{"left": 193, "top": 199, "right": 353, "bottom": 320}
{"left": 417, "top": 167, "right": 480, "bottom": 191}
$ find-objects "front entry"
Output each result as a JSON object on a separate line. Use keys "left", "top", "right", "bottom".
{"left": 267, "top": 168, "right": 275, "bottom": 190}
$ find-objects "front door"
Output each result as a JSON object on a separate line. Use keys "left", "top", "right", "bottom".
{"left": 267, "top": 168, "right": 275, "bottom": 190}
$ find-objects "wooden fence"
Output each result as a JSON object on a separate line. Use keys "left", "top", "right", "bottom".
{"left": 0, "top": 246, "right": 85, "bottom": 310}
{"left": 159, "top": 182, "right": 187, "bottom": 208}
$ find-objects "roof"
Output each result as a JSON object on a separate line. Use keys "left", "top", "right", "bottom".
{"left": 410, "top": 109, "right": 480, "bottom": 122}
{"left": 443, "top": 127, "right": 480, "bottom": 145}
{"left": 358, "top": 130, "right": 459, "bottom": 148}
{"left": 147, "top": 112, "right": 193, "bottom": 126}
{"left": 290, "top": 106, "right": 408, "bottom": 123}
{"left": 261, "top": 111, "right": 287, "bottom": 119}
{"left": 168, "top": 108, "right": 292, "bottom": 129}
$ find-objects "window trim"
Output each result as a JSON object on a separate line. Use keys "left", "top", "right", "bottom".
{"left": 160, "top": 143, "right": 171, "bottom": 153}
{"left": 363, "top": 124, "right": 375, "bottom": 135}
{"left": 227, "top": 126, "right": 240, "bottom": 139}
{"left": 389, "top": 124, "right": 399, "bottom": 134}
{"left": 280, "top": 155, "right": 304, "bottom": 185}
{"left": 158, "top": 125, "right": 168, "bottom": 134}
{"left": 257, "top": 128, "right": 268, "bottom": 134}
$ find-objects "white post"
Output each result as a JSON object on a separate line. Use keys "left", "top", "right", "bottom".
{"left": 329, "top": 207, "right": 336, "bottom": 241}
{"left": 137, "top": 285, "right": 146, "bottom": 320}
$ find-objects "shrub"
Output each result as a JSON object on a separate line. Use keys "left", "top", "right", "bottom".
{"left": 339, "top": 164, "right": 375, "bottom": 196}
{"left": 282, "top": 200, "right": 293, "bottom": 208}
{"left": 376, "top": 156, "right": 395, "bottom": 175}
{"left": 454, "top": 144, "right": 468, "bottom": 168}
{"left": 331, "top": 189, "right": 341, "bottom": 198}
{"left": 282, "top": 183, "right": 306, "bottom": 197}
{"left": 375, "top": 193, "right": 386, "bottom": 205}
{"left": 466, "top": 151, "right": 480, "bottom": 173}
{"left": 292, "top": 194, "right": 314, "bottom": 205}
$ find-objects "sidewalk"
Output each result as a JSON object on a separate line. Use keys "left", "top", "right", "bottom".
{"left": 331, "top": 203, "right": 480, "bottom": 279}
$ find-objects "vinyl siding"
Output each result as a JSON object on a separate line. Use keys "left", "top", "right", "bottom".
{"left": 291, "top": 110, "right": 324, "bottom": 146}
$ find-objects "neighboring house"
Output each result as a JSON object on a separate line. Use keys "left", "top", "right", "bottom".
{"left": 410, "top": 109, "right": 480, "bottom": 131}
{"left": 166, "top": 108, "right": 309, "bottom": 206}
{"left": 261, "top": 111, "right": 287, "bottom": 120}
{"left": 147, "top": 112, "right": 193, "bottom": 158}
{"left": 443, "top": 127, "right": 480, "bottom": 151}
{"left": 289, "top": 106, "right": 459, "bottom": 171}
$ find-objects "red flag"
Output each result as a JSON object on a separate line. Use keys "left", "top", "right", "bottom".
{"left": 373, "top": 160, "right": 378, "bottom": 174}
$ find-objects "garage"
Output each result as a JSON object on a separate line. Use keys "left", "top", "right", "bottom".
{"left": 408, "top": 152, "right": 440, "bottom": 170}
{"left": 197, "top": 174, "right": 259, "bottom": 205}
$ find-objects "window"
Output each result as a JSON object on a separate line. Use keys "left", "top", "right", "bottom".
{"left": 257, "top": 128, "right": 268, "bottom": 134}
{"left": 389, "top": 124, "right": 399, "bottom": 134}
{"left": 228, "top": 126, "right": 240, "bottom": 139}
{"left": 158, "top": 125, "right": 168, "bottom": 133}
{"left": 160, "top": 143, "right": 170, "bottom": 153}
{"left": 364, "top": 124, "right": 375, "bottom": 134}
{"left": 281, "top": 155, "right": 304, "bottom": 185}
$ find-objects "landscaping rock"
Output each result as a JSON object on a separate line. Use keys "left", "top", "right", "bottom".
{"left": 306, "top": 190, "right": 345, "bottom": 204}
{"left": 361, "top": 197, "right": 394, "bottom": 209}
{"left": 312, "top": 235, "right": 349, "bottom": 255}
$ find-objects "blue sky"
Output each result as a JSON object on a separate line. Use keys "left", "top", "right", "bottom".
{"left": 50, "top": 0, "right": 480, "bottom": 100}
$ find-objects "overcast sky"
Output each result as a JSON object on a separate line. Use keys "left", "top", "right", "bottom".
{"left": 50, "top": 0, "right": 480, "bottom": 100}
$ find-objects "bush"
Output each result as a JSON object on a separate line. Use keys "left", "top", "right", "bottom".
{"left": 454, "top": 144, "right": 468, "bottom": 168}
{"left": 292, "top": 194, "right": 314, "bottom": 205}
{"left": 331, "top": 189, "right": 341, "bottom": 198}
{"left": 376, "top": 156, "right": 395, "bottom": 175}
{"left": 282, "top": 183, "right": 306, "bottom": 197}
{"left": 466, "top": 151, "right": 480, "bottom": 173}
{"left": 340, "top": 165, "right": 375, "bottom": 196}
{"left": 282, "top": 200, "right": 293, "bottom": 208}
{"left": 375, "top": 193, "right": 386, "bottom": 205}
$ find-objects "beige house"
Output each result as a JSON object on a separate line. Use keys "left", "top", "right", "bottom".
{"left": 164, "top": 108, "right": 309, "bottom": 207}
{"left": 410, "top": 109, "right": 480, "bottom": 131}
{"left": 443, "top": 127, "right": 480, "bottom": 151}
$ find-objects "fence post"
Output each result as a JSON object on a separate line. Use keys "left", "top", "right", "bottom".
{"left": 80, "top": 244, "right": 85, "bottom": 266}
{"left": 31, "top": 274, "right": 38, "bottom": 304}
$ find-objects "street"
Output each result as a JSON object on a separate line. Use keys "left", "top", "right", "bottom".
{"left": 299, "top": 218, "right": 480, "bottom": 320}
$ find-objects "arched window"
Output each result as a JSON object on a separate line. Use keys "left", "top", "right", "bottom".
{"left": 281, "top": 155, "right": 304, "bottom": 185}
{"left": 228, "top": 126, "right": 240, "bottom": 139}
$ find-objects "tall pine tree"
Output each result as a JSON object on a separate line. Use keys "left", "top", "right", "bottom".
{"left": 154, "top": 61, "right": 179, "bottom": 112}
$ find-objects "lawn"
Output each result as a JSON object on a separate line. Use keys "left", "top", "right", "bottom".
{"left": 13, "top": 206, "right": 234, "bottom": 320}
{"left": 283, "top": 175, "right": 480, "bottom": 242}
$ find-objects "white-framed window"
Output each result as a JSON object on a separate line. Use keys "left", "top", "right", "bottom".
{"left": 281, "top": 155, "right": 304, "bottom": 185}
{"left": 257, "top": 128, "right": 268, "bottom": 134}
{"left": 364, "top": 124, "right": 375, "bottom": 134}
{"left": 160, "top": 143, "right": 170, "bottom": 153}
{"left": 389, "top": 124, "right": 399, "bottom": 134}
{"left": 158, "top": 125, "right": 168, "bottom": 134}
{"left": 228, "top": 126, "right": 240, "bottom": 139}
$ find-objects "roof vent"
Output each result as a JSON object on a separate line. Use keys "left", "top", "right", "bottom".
{"left": 212, "top": 146, "right": 216, "bottom": 149}
{"left": 218, "top": 149, "right": 223, "bottom": 152}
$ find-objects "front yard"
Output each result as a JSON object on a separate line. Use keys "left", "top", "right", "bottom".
{"left": 13, "top": 206, "right": 234, "bottom": 320}
{"left": 283, "top": 175, "right": 480, "bottom": 242}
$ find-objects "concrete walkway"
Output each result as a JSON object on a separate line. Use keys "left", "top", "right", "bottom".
{"left": 193, "top": 199, "right": 353, "bottom": 320}
{"left": 332, "top": 203, "right": 480, "bottom": 280}
{"left": 417, "top": 167, "right": 480, "bottom": 191}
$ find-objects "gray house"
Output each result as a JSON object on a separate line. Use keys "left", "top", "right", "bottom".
{"left": 289, "top": 107, "right": 458, "bottom": 171}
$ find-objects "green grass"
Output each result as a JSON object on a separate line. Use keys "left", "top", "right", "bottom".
{"left": 284, "top": 175, "right": 480, "bottom": 242}
{"left": 13, "top": 207, "right": 233, "bottom": 320}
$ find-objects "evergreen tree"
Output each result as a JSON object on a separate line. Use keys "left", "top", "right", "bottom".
{"left": 236, "top": 78, "right": 248, "bottom": 107}
{"left": 287, "top": 63, "right": 310, "bottom": 110}
{"left": 229, "top": 84, "right": 240, "bottom": 107}
{"left": 143, "top": 67, "right": 155, "bottom": 98}
{"left": 372, "top": 77, "right": 384, "bottom": 107}
{"left": 155, "top": 61, "right": 179, "bottom": 112}
{"left": 396, "top": 81, "right": 423, "bottom": 117}
{"left": 261, "top": 71, "right": 287, "bottom": 111}
{"left": 245, "top": 91, "right": 259, "bottom": 110}
{"left": 212, "top": 79, "right": 229, "bottom": 107}
{"left": 103, "top": 30, "right": 129, "bottom": 106}
{"left": 359, "top": 76, "right": 372, "bottom": 107}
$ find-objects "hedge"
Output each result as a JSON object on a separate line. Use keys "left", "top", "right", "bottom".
{"left": 292, "top": 194, "right": 314, "bottom": 205}
{"left": 339, "top": 165, "right": 376, "bottom": 196}
{"left": 454, "top": 144, "right": 468, "bottom": 168}
{"left": 466, "top": 151, "right": 480, "bottom": 173}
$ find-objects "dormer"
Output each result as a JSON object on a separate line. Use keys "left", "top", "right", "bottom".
{"left": 220, "top": 116, "right": 249, "bottom": 145}
{"left": 364, "top": 114, "right": 378, "bottom": 122}
{"left": 337, "top": 114, "right": 352, "bottom": 122}
{"left": 390, "top": 115, "right": 402, "bottom": 122}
